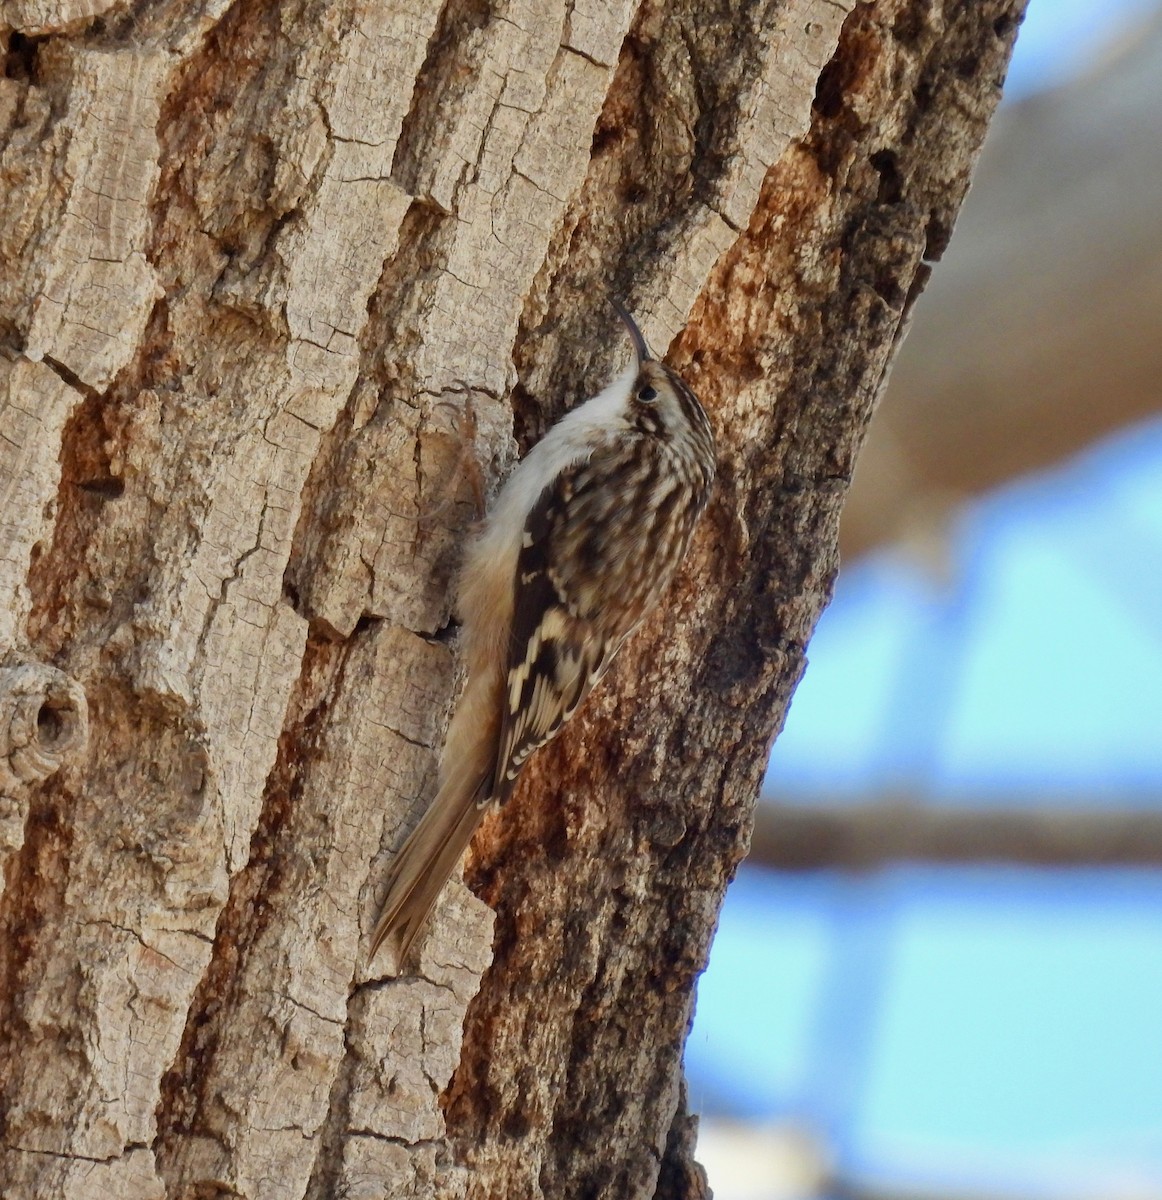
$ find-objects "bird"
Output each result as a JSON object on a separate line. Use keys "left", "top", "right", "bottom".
{"left": 368, "top": 299, "right": 716, "bottom": 968}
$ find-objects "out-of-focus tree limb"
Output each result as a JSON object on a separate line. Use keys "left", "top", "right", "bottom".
{"left": 752, "top": 801, "right": 1162, "bottom": 869}
{"left": 840, "top": 9, "right": 1162, "bottom": 563}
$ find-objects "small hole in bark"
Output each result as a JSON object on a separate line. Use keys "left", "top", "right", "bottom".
{"left": 869, "top": 149, "right": 903, "bottom": 204}
{"left": 78, "top": 477, "right": 126, "bottom": 499}
{"left": 892, "top": 7, "right": 924, "bottom": 46}
{"left": 812, "top": 58, "right": 846, "bottom": 119}
{"left": 0, "top": 317, "right": 24, "bottom": 354}
{"left": 591, "top": 119, "right": 624, "bottom": 156}
{"left": 4, "top": 32, "right": 41, "bottom": 83}
{"left": 502, "top": 1105, "right": 533, "bottom": 1140}
{"left": 352, "top": 613, "right": 378, "bottom": 635}
{"left": 957, "top": 51, "right": 983, "bottom": 80}
{"left": 37, "top": 703, "right": 66, "bottom": 747}
{"left": 913, "top": 76, "right": 935, "bottom": 112}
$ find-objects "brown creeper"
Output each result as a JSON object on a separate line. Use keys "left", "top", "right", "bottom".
{"left": 369, "top": 301, "right": 716, "bottom": 966}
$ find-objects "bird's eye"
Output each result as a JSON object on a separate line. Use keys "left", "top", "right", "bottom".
{"left": 637, "top": 385, "right": 658, "bottom": 402}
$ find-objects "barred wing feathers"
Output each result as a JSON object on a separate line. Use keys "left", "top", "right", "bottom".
{"left": 492, "top": 459, "right": 625, "bottom": 801}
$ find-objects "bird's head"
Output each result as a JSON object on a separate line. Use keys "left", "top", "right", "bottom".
{"left": 612, "top": 299, "right": 714, "bottom": 464}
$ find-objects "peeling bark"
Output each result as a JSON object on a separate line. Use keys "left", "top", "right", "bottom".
{"left": 0, "top": 1, "right": 1024, "bottom": 1197}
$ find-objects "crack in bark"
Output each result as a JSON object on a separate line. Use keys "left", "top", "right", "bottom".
{"left": 390, "top": 0, "right": 492, "bottom": 200}
{"left": 1, "top": 1139, "right": 150, "bottom": 1165}
{"left": 37, "top": 353, "right": 100, "bottom": 402}
{"left": 152, "top": 626, "right": 355, "bottom": 1179}
{"left": 86, "top": 918, "right": 186, "bottom": 973}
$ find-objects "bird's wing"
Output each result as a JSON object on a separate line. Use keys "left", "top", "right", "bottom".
{"left": 491, "top": 457, "right": 623, "bottom": 802}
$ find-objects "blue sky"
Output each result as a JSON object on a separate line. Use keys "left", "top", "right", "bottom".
{"left": 854, "top": 869, "right": 1162, "bottom": 1193}
{"left": 766, "top": 418, "right": 1162, "bottom": 802}
{"left": 690, "top": 868, "right": 1162, "bottom": 1188}
{"left": 1003, "top": 0, "right": 1160, "bottom": 98}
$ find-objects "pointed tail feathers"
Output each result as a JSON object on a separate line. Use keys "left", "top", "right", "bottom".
{"left": 368, "top": 768, "right": 487, "bottom": 968}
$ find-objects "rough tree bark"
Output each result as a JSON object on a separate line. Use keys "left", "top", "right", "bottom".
{"left": 0, "top": 2, "right": 1024, "bottom": 1198}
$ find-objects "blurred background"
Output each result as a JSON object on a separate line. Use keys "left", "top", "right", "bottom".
{"left": 690, "top": 3, "right": 1162, "bottom": 1197}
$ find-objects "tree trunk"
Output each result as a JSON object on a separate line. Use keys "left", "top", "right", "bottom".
{"left": 0, "top": 2, "right": 1023, "bottom": 1198}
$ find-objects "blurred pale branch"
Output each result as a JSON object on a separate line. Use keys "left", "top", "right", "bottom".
{"left": 841, "top": 8, "right": 1162, "bottom": 564}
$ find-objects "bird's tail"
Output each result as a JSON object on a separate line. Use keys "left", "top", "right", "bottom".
{"left": 367, "top": 762, "right": 488, "bottom": 969}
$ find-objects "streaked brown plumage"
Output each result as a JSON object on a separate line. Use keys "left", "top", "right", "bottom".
{"left": 368, "top": 302, "right": 715, "bottom": 968}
